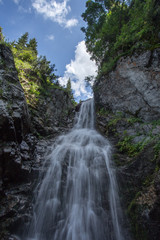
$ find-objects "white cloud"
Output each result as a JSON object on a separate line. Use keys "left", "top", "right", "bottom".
{"left": 65, "top": 18, "right": 78, "bottom": 28}
{"left": 32, "top": 0, "right": 78, "bottom": 28}
{"left": 59, "top": 41, "right": 98, "bottom": 99}
{"left": 46, "top": 34, "right": 55, "bottom": 40}
{"left": 13, "top": 0, "right": 20, "bottom": 4}
{"left": 18, "top": 6, "right": 32, "bottom": 13}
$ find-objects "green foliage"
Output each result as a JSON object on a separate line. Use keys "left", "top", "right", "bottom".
{"left": 1, "top": 32, "right": 73, "bottom": 107}
{"left": 66, "top": 78, "right": 75, "bottom": 102}
{"left": 153, "top": 139, "right": 160, "bottom": 160}
{"left": 82, "top": 0, "right": 160, "bottom": 75}
{"left": 17, "top": 32, "right": 29, "bottom": 48}
{"left": 127, "top": 196, "right": 148, "bottom": 240}
{"left": 0, "top": 27, "right": 11, "bottom": 47}
{"left": 117, "top": 136, "right": 150, "bottom": 157}
{"left": 10, "top": 32, "right": 58, "bottom": 87}
{"left": 0, "top": 27, "right": 4, "bottom": 42}
{"left": 33, "top": 55, "right": 57, "bottom": 85}
{"left": 27, "top": 38, "right": 38, "bottom": 55}
{"left": 126, "top": 117, "right": 143, "bottom": 124}
{"left": 97, "top": 107, "right": 110, "bottom": 116}
{"left": 66, "top": 78, "right": 72, "bottom": 95}
{"left": 0, "top": 88, "right": 3, "bottom": 97}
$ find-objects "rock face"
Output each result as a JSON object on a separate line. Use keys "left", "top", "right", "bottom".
{"left": 30, "top": 88, "right": 74, "bottom": 137}
{"left": 96, "top": 111, "right": 160, "bottom": 240}
{"left": 95, "top": 49, "right": 160, "bottom": 240}
{"left": 0, "top": 44, "right": 31, "bottom": 184}
{"left": 0, "top": 44, "right": 75, "bottom": 239}
{"left": 95, "top": 49, "right": 160, "bottom": 121}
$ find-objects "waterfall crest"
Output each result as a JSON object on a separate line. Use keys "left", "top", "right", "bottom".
{"left": 24, "top": 99, "right": 125, "bottom": 240}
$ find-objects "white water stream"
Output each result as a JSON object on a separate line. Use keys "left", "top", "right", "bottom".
{"left": 24, "top": 99, "right": 125, "bottom": 240}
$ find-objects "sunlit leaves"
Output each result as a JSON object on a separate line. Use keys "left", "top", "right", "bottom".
{"left": 82, "top": 0, "right": 160, "bottom": 74}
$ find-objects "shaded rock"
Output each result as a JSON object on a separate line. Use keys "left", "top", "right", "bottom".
{"left": 0, "top": 44, "right": 31, "bottom": 185}
{"left": 96, "top": 109, "right": 160, "bottom": 240}
{"left": 0, "top": 43, "right": 76, "bottom": 239}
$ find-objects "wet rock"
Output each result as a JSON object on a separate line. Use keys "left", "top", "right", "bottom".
{"left": 96, "top": 109, "right": 160, "bottom": 240}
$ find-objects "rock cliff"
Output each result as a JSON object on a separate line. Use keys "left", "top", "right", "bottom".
{"left": 0, "top": 44, "right": 31, "bottom": 185}
{"left": 0, "top": 44, "right": 75, "bottom": 239}
{"left": 95, "top": 49, "right": 160, "bottom": 121}
{"left": 95, "top": 49, "right": 160, "bottom": 240}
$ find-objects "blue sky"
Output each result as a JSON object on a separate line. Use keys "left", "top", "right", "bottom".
{"left": 0, "top": 0, "right": 97, "bottom": 101}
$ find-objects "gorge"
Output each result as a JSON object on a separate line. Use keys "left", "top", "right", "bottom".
{"left": 21, "top": 99, "right": 128, "bottom": 240}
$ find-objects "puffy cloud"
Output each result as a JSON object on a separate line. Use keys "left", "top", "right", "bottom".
{"left": 32, "top": 0, "right": 78, "bottom": 28}
{"left": 46, "top": 34, "right": 55, "bottom": 40}
{"left": 59, "top": 41, "right": 98, "bottom": 100}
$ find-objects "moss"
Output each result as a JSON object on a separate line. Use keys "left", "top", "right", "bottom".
{"left": 153, "top": 139, "right": 160, "bottom": 160}
{"left": 126, "top": 117, "right": 143, "bottom": 124}
{"left": 127, "top": 195, "right": 148, "bottom": 240}
{"left": 143, "top": 175, "right": 154, "bottom": 187}
{"left": 116, "top": 135, "right": 150, "bottom": 157}
{"left": 107, "top": 113, "right": 123, "bottom": 128}
{"left": 97, "top": 107, "right": 110, "bottom": 116}
{"left": 6, "top": 102, "right": 13, "bottom": 114}
{"left": 35, "top": 131, "right": 43, "bottom": 139}
{"left": 155, "top": 165, "right": 160, "bottom": 173}
{"left": 0, "top": 88, "right": 3, "bottom": 97}
{"left": 0, "top": 58, "right": 5, "bottom": 66}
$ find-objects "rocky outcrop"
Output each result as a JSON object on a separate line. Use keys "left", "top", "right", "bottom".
{"left": 94, "top": 48, "right": 160, "bottom": 240}
{"left": 0, "top": 44, "right": 75, "bottom": 239}
{"left": 0, "top": 44, "right": 31, "bottom": 185}
{"left": 96, "top": 110, "right": 160, "bottom": 240}
{"left": 29, "top": 87, "right": 74, "bottom": 137}
{"left": 95, "top": 49, "right": 160, "bottom": 121}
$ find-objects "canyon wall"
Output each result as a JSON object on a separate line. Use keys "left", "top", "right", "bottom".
{"left": 95, "top": 49, "right": 160, "bottom": 240}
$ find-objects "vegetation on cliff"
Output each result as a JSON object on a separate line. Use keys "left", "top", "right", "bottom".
{"left": 82, "top": 0, "right": 160, "bottom": 75}
{"left": 0, "top": 30, "right": 75, "bottom": 107}
{"left": 0, "top": 30, "right": 76, "bottom": 139}
{"left": 96, "top": 107, "right": 160, "bottom": 240}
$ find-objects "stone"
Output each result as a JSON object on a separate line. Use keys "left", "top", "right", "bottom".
{"left": 95, "top": 48, "right": 160, "bottom": 121}
{"left": 0, "top": 43, "right": 75, "bottom": 238}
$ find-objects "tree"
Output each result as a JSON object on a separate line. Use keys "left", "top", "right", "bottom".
{"left": 82, "top": 0, "right": 160, "bottom": 75}
{"left": 0, "top": 27, "right": 4, "bottom": 42}
{"left": 34, "top": 56, "right": 57, "bottom": 84}
{"left": 27, "top": 38, "right": 38, "bottom": 56}
{"left": 81, "top": 0, "right": 129, "bottom": 65}
{"left": 81, "top": 0, "right": 106, "bottom": 64}
{"left": 17, "top": 32, "right": 29, "bottom": 48}
{"left": 66, "top": 78, "right": 73, "bottom": 96}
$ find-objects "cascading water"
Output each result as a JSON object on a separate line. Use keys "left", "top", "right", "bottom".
{"left": 23, "top": 99, "right": 126, "bottom": 240}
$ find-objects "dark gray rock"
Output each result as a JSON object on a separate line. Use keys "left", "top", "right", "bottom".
{"left": 95, "top": 48, "right": 160, "bottom": 121}
{"left": 0, "top": 44, "right": 31, "bottom": 186}
{"left": 0, "top": 43, "right": 75, "bottom": 239}
{"left": 96, "top": 109, "right": 160, "bottom": 240}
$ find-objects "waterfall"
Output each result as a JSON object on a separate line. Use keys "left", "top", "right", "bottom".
{"left": 24, "top": 99, "right": 126, "bottom": 240}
